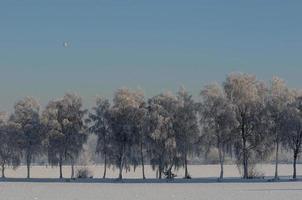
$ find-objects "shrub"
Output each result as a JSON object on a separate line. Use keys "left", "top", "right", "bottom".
{"left": 76, "top": 168, "right": 93, "bottom": 179}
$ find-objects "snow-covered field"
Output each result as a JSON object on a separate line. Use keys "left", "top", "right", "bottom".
{"left": 1, "top": 164, "right": 302, "bottom": 200}
{"left": 1, "top": 181, "right": 302, "bottom": 200}
{"left": 2, "top": 164, "right": 302, "bottom": 179}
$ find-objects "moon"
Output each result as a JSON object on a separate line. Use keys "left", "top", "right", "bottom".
{"left": 63, "top": 41, "right": 70, "bottom": 48}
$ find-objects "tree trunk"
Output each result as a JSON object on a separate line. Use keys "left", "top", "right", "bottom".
{"left": 184, "top": 154, "right": 189, "bottom": 179}
{"left": 242, "top": 139, "right": 248, "bottom": 178}
{"left": 293, "top": 151, "right": 298, "bottom": 179}
{"left": 103, "top": 154, "right": 107, "bottom": 179}
{"left": 274, "top": 139, "right": 280, "bottom": 180}
{"left": 218, "top": 144, "right": 224, "bottom": 180}
{"left": 71, "top": 159, "right": 75, "bottom": 179}
{"left": 243, "top": 150, "right": 248, "bottom": 179}
{"left": 118, "top": 144, "right": 126, "bottom": 180}
{"left": 140, "top": 143, "right": 145, "bottom": 179}
{"left": 1, "top": 163, "right": 5, "bottom": 178}
{"left": 59, "top": 155, "right": 63, "bottom": 179}
{"left": 26, "top": 153, "right": 31, "bottom": 179}
{"left": 241, "top": 116, "right": 248, "bottom": 179}
{"left": 158, "top": 166, "right": 162, "bottom": 179}
{"left": 167, "top": 164, "right": 174, "bottom": 179}
{"left": 118, "top": 165, "right": 123, "bottom": 180}
{"left": 118, "top": 155, "right": 123, "bottom": 179}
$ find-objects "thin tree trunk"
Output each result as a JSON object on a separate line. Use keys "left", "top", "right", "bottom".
{"left": 71, "top": 159, "right": 75, "bottom": 179}
{"left": 1, "top": 163, "right": 5, "bottom": 178}
{"left": 141, "top": 159, "right": 145, "bottom": 180}
{"left": 59, "top": 155, "right": 63, "bottom": 179}
{"left": 140, "top": 143, "right": 145, "bottom": 179}
{"left": 293, "top": 151, "right": 298, "bottom": 179}
{"left": 118, "top": 165, "right": 123, "bottom": 179}
{"left": 167, "top": 164, "right": 174, "bottom": 179}
{"left": 26, "top": 153, "right": 31, "bottom": 179}
{"left": 118, "top": 145, "right": 125, "bottom": 180}
{"left": 103, "top": 153, "right": 107, "bottom": 179}
{"left": 274, "top": 139, "right": 280, "bottom": 180}
{"left": 241, "top": 116, "right": 248, "bottom": 179}
{"left": 158, "top": 166, "right": 162, "bottom": 179}
{"left": 184, "top": 154, "right": 189, "bottom": 179}
{"left": 118, "top": 155, "right": 123, "bottom": 179}
{"left": 242, "top": 139, "right": 248, "bottom": 178}
{"left": 218, "top": 145, "right": 224, "bottom": 180}
{"left": 27, "top": 163, "right": 30, "bottom": 179}
{"left": 243, "top": 153, "right": 248, "bottom": 179}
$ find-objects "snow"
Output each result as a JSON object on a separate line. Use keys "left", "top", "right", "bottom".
{"left": 1, "top": 181, "right": 302, "bottom": 200}
{"left": 2, "top": 164, "right": 302, "bottom": 179}
{"left": 1, "top": 164, "right": 302, "bottom": 200}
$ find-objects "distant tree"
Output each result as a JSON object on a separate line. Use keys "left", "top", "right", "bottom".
{"left": 200, "top": 83, "right": 237, "bottom": 179}
{"left": 42, "top": 102, "right": 65, "bottom": 178}
{"left": 282, "top": 93, "right": 302, "bottom": 179}
{"left": 87, "top": 97, "right": 112, "bottom": 178}
{"left": 133, "top": 101, "right": 149, "bottom": 179}
{"left": 42, "top": 93, "right": 87, "bottom": 178}
{"left": 174, "top": 87, "right": 199, "bottom": 179}
{"left": 224, "top": 73, "right": 271, "bottom": 179}
{"left": 10, "top": 97, "right": 43, "bottom": 179}
{"left": 0, "top": 113, "right": 22, "bottom": 178}
{"left": 266, "top": 77, "right": 293, "bottom": 179}
{"left": 110, "top": 88, "right": 145, "bottom": 179}
{"left": 147, "top": 92, "right": 179, "bottom": 179}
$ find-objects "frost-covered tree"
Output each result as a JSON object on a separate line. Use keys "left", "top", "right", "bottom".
{"left": 224, "top": 73, "right": 270, "bottom": 179}
{"left": 200, "top": 83, "right": 237, "bottom": 179}
{"left": 0, "top": 113, "right": 22, "bottom": 178}
{"left": 10, "top": 97, "right": 43, "bottom": 179}
{"left": 174, "top": 87, "right": 199, "bottom": 179}
{"left": 267, "top": 77, "right": 294, "bottom": 179}
{"left": 42, "top": 101, "right": 64, "bottom": 178}
{"left": 42, "top": 93, "right": 87, "bottom": 178}
{"left": 282, "top": 93, "right": 302, "bottom": 179}
{"left": 147, "top": 92, "right": 179, "bottom": 179}
{"left": 87, "top": 97, "right": 112, "bottom": 178}
{"left": 133, "top": 101, "right": 149, "bottom": 179}
{"left": 110, "top": 88, "right": 145, "bottom": 179}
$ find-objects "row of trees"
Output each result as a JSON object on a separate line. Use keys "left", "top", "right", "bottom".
{"left": 1, "top": 73, "right": 302, "bottom": 180}
{"left": 87, "top": 87, "right": 200, "bottom": 179}
{"left": 0, "top": 94, "right": 87, "bottom": 179}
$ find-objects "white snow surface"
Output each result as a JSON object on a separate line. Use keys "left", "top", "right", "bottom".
{"left": 1, "top": 164, "right": 302, "bottom": 200}
{"left": 1, "top": 181, "right": 302, "bottom": 200}
{"left": 3, "top": 164, "right": 302, "bottom": 179}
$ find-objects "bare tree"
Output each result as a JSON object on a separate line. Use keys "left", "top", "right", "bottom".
{"left": 174, "top": 87, "right": 199, "bottom": 179}
{"left": 224, "top": 73, "right": 270, "bottom": 179}
{"left": 147, "top": 92, "right": 180, "bottom": 179}
{"left": 266, "top": 77, "right": 293, "bottom": 179}
{"left": 133, "top": 101, "right": 149, "bottom": 179}
{"left": 87, "top": 97, "right": 112, "bottom": 179}
{"left": 200, "top": 83, "right": 237, "bottom": 179}
{"left": 282, "top": 93, "right": 302, "bottom": 179}
{"left": 110, "top": 88, "right": 145, "bottom": 179}
{"left": 42, "top": 93, "right": 87, "bottom": 179}
{"left": 10, "top": 97, "right": 43, "bottom": 179}
{"left": 0, "top": 113, "right": 22, "bottom": 178}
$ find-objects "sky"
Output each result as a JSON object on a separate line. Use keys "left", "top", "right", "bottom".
{"left": 0, "top": 0, "right": 301, "bottom": 111}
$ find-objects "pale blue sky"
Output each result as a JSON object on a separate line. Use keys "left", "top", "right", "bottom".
{"left": 0, "top": 0, "right": 301, "bottom": 110}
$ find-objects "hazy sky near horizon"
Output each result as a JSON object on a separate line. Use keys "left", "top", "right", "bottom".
{"left": 0, "top": 0, "right": 302, "bottom": 111}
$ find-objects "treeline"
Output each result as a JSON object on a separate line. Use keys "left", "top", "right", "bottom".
{"left": 1, "top": 72, "right": 302, "bottom": 180}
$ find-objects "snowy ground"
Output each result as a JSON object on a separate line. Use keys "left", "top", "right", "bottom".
{"left": 1, "top": 165, "right": 302, "bottom": 200}
{"left": 1, "top": 181, "right": 302, "bottom": 200}
{"left": 2, "top": 164, "right": 302, "bottom": 179}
